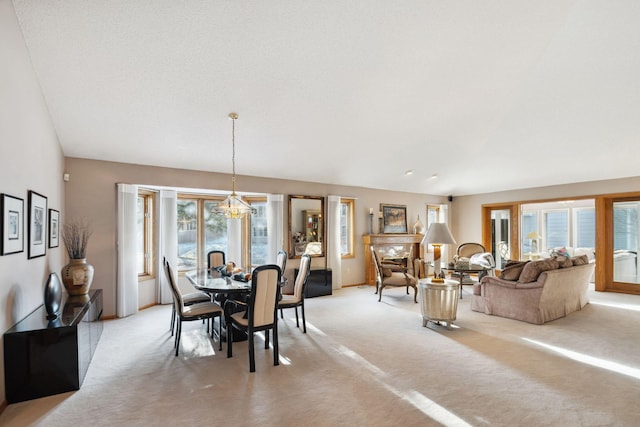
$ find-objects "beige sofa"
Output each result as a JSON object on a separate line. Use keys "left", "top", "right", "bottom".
{"left": 471, "top": 258, "right": 595, "bottom": 324}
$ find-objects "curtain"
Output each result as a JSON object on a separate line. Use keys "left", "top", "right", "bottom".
{"left": 116, "top": 183, "right": 139, "bottom": 317}
{"left": 158, "top": 189, "right": 177, "bottom": 304}
{"left": 440, "top": 204, "right": 452, "bottom": 264}
{"left": 227, "top": 218, "right": 242, "bottom": 266}
{"left": 266, "top": 194, "right": 284, "bottom": 263}
{"left": 327, "top": 195, "right": 342, "bottom": 289}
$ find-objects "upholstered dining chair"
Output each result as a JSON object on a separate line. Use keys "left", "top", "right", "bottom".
{"left": 371, "top": 247, "right": 418, "bottom": 303}
{"left": 225, "top": 264, "right": 281, "bottom": 372}
{"left": 164, "top": 258, "right": 211, "bottom": 336}
{"left": 278, "top": 254, "right": 311, "bottom": 333}
{"left": 164, "top": 260, "right": 223, "bottom": 356}
{"left": 207, "top": 250, "right": 226, "bottom": 270}
{"left": 275, "top": 249, "right": 290, "bottom": 294}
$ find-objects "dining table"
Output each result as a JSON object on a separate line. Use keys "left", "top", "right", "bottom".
{"left": 185, "top": 268, "right": 252, "bottom": 342}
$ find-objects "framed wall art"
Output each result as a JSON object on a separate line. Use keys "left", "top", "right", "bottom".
{"left": 49, "top": 209, "right": 59, "bottom": 248}
{"left": 380, "top": 203, "right": 408, "bottom": 234}
{"left": 28, "top": 190, "right": 47, "bottom": 259}
{"left": 1, "top": 193, "right": 24, "bottom": 255}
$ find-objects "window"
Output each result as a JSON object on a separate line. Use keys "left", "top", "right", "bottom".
{"left": 137, "top": 190, "right": 155, "bottom": 279}
{"left": 543, "top": 210, "right": 569, "bottom": 250}
{"left": 177, "top": 194, "right": 267, "bottom": 271}
{"left": 521, "top": 211, "right": 538, "bottom": 254}
{"left": 575, "top": 208, "right": 595, "bottom": 248}
{"left": 613, "top": 202, "right": 639, "bottom": 252}
{"left": 248, "top": 198, "right": 267, "bottom": 267}
{"left": 177, "top": 196, "right": 227, "bottom": 271}
{"left": 340, "top": 198, "right": 355, "bottom": 258}
{"left": 426, "top": 205, "right": 440, "bottom": 228}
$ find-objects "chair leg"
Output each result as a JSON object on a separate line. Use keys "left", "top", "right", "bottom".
{"left": 227, "top": 323, "right": 234, "bottom": 358}
{"left": 280, "top": 308, "right": 284, "bottom": 319}
{"left": 294, "top": 307, "right": 300, "bottom": 327}
{"left": 218, "top": 316, "right": 222, "bottom": 351}
{"left": 249, "top": 332, "right": 255, "bottom": 372}
{"left": 301, "top": 303, "right": 306, "bottom": 333}
{"left": 413, "top": 285, "right": 418, "bottom": 303}
{"left": 175, "top": 321, "right": 181, "bottom": 357}
{"left": 264, "top": 330, "right": 270, "bottom": 349}
{"left": 406, "top": 286, "right": 409, "bottom": 295}
{"left": 378, "top": 285, "right": 383, "bottom": 302}
{"left": 170, "top": 306, "right": 176, "bottom": 336}
{"left": 273, "top": 324, "right": 279, "bottom": 366}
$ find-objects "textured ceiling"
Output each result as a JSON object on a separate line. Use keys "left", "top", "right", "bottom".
{"left": 12, "top": 0, "right": 640, "bottom": 196}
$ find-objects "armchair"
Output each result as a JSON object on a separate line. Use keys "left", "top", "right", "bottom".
{"left": 371, "top": 246, "right": 417, "bottom": 303}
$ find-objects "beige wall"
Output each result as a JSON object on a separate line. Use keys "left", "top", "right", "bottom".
{"left": 64, "top": 157, "right": 447, "bottom": 316}
{"left": 0, "top": 0, "right": 65, "bottom": 405}
{"left": 452, "top": 176, "right": 640, "bottom": 245}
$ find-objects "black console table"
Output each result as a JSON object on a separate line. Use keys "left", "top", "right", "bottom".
{"left": 295, "top": 268, "right": 332, "bottom": 298}
{"left": 3, "top": 289, "right": 103, "bottom": 403}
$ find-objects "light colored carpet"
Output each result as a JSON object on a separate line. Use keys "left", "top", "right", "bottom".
{"left": 2, "top": 284, "right": 640, "bottom": 426}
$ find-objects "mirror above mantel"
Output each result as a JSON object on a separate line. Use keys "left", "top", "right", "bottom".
{"left": 288, "top": 195, "right": 325, "bottom": 259}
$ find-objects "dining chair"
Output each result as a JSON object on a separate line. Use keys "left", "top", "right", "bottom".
{"left": 276, "top": 249, "right": 290, "bottom": 294}
{"left": 278, "top": 254, "right": 311, "bottom": 333}
{"left": 164, "top": 260, "right": 224, "bottom": 356}
{"left": 371, "top": 246, "right": 417, "bottom": 303}
{"left": 225, "top": 264, "right": 281, "bottom": 372}
{"left": 207, "top": 250, "right": 226, "bottom": 270}
{"left": 164, "top": 258, "right": 211, "bottom": 336}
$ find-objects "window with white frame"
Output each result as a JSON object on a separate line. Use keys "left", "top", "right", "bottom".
{"left": 136, "top": 190, "right": 155, "bottom": 279}
{"left": 340, "top": 198, "right": 355, "bottom": 258}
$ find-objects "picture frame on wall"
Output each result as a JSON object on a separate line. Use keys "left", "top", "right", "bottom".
{"left": 380, "top": 203, "right": 408, "bottom": 234}
{"left": 28, "top": 190, "right": 47, "bottom": 259}
{"left": 1, "top": 193, "right": 24, "bottom": 255}
{"left": 49, "top": 209, "right": 59, "bottom": 248}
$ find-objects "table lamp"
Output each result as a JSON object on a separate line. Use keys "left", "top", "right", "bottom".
{"left": 527, "top": 231, "right": 541, "bottom": 257}
{"left": 422, "top": 223, "right": 457, "bottom": 282}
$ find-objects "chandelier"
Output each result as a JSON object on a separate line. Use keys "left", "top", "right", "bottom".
{"left": 211, "top": 112, "right": 257, "bottom": 218}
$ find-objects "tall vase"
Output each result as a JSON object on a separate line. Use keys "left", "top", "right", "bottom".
{"left": 61, "top": 258, "right": 94, "bottom": 295}
{"left": 413, "top": 215, "right": 426, "bottom": 235}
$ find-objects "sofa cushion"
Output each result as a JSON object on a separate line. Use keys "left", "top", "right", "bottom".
{"left": 571, "top": 254, "right": 589, "bottom": 266}
{"left": 518, "top": 258, "right": 559, "bottom": 283}
{"left": 555, "top": 255, "right": 573, "bottom": 268}
{"left": 499, "top": 260, "right": 529, "bottom": 281}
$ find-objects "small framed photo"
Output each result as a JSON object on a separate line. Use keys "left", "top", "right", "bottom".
{"left": 49, "top": 209, "right": 60, "bottom": 248}
{"left": 1, "top": 193, "right": 24, "bottom": 255}
{"left": 380, "top": 203, "right": 408, "bottom": 234}
{"left": 28, "top": 190, "right": 47, "bottom": 259}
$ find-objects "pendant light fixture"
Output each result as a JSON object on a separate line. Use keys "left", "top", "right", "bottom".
{"left": 211, "top": 112, "right": 257, "bottom": 218}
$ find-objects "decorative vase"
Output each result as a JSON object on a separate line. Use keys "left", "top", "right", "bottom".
{"left": 44, "top": 273, "right": 63, "bottom": 320}
{"left": 61, "top": 258, "right": 94, "bottom": 295}
{"left": 413, "top": 215, "right": 426, "bottom": 235}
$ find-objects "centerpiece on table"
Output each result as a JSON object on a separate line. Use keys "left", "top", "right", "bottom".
{"left": 61, "top": 219, "right": 94, "bottom": 295}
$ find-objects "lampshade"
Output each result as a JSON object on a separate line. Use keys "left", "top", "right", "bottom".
{"left": 211, "top": 113, "right": 257, "bottom": 219}
{"left": 421, "top": 223, "right": 457, "bottom": 246}
{"left": 527, "top": 231, "right": 541, "bottom": 240}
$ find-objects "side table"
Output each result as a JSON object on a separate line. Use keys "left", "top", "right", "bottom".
{"left": 418, "top": 278, "right": 459, "bottom": 330}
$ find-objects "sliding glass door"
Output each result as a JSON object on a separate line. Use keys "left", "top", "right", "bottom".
{"left": 613, "top": 201, "right": 639, "bottom": 284}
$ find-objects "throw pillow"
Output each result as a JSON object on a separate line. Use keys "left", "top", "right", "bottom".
{"left": 499, "top": 260, "right": 529, "bottom": 281}
{"left": 571, "top": 254, "right": 589, "bottom": 266}
{"left": 555, "top": 255, "right": 573, "bottom": 268}
{"left": 518, "top": 258, "right": 559, "bottom": 283}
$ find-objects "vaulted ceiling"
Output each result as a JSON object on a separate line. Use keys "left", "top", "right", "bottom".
{"left": 12, "top": 0, "right": 640, "bottom": 196}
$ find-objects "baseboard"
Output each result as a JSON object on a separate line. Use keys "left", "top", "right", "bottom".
{"left": 342, "top": 283, "right": 372, "bottom": 288}
{"left": 138, "top": 302, "right": 158, "bottom": 311}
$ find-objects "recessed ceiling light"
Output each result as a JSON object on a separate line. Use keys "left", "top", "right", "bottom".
{"left": 428, "top": 173, "right": 438, "bottom": 180}
{"left": 405, "top": 170, "right": 414, "bottom": 176}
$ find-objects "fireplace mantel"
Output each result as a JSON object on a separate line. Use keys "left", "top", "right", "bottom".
{"left": 363, "top": 234, "right": 424, "bottom": 286}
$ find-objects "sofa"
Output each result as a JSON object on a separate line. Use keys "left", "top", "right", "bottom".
{"left": 471, "top": 255, "right": 595, "bottom": 324}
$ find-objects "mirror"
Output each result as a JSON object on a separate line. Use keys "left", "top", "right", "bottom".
{"left": 288, "top": 195, "right": 325, "bottom": 258}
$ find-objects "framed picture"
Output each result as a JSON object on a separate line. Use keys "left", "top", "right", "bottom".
{"left": 380, "top": 203, "right": 408, "bottom": 233}
{"left": 1, "top": 193, "right": 24, "bottom": 255}
{"left": 28, "top": 190, "right": 47, "bottom": 259}
{"left": 49, "top": 209, "right": 60, "bottom": 248}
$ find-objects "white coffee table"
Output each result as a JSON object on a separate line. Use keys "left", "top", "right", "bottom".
{"left": 418, "top": 278, "right": 460, "bottom": 329}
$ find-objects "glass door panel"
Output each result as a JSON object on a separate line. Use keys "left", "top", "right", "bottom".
{"left": 491, "top": 209, "right": 510, "bottom": 268}
{"left": 613, "top": 201, "right": 640, "bottom": 284}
